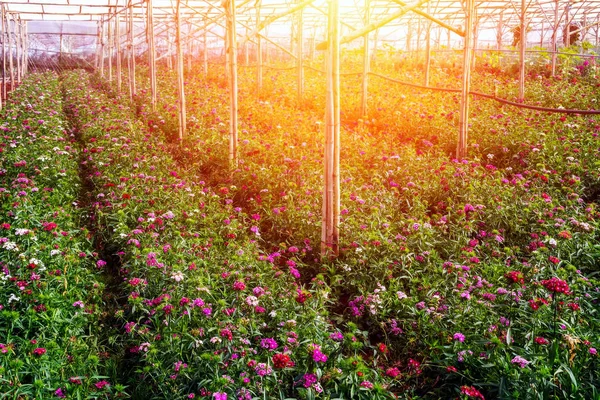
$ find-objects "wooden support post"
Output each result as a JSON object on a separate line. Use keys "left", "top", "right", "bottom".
{"left": 551, "top": 0, "right": 558, "bottom": 75}
{"left": 322, "top": 0, "right": 340, "bottom": 257}
{"left": 360, "top": 0, "right": 370, "bottom": 116}
{"left": 130, "top": 1, "right": 136, "bottom": 99}
{"left": 108, "top": 8, "right": 113, "bottom": 81}
{"left": 540, "top": 21, "right": 544, "bottom": 47}
{"left": 424, "top": 2, "right": 431, "bottom": 86}
{"left": 471, "top": 9, "right": 478, "bottom": 70}
{"left": 147, "top": 0, "right": 156, "bottom": 111}
{"left": 497, "top": 11, "right": 503, "bottom": 50}
{"left": 297, "top": 0, "right": 303, "bottom": 104}
{"left": 99, "top": 18, "right": 105, "bottom": 76}
{"left": 14, "top": 15, "right": 20, "bottom": 83}
{"left": 176, "top": 0, "right": 186, "bottom": 141}
{"left": 518, "top": 0, "right": 526, "bottom": 101}
{"left": 457, "top": 0, "right": 473, "bottom": 159}
{"left": 188, "top": 22, "right": 193, "bottom": 72}
{"left": 203, "top": 25, "right": 208, "bottom": 76}
{"left": 256, "top": 2, "right": 262, "bottom": 91}
{"left": 116, "top": 10, "right": 122, "bottom": 93}
{"left": 7, "top": 12, "right": 13, "bottom": 91}
{"left": 22, "top": 18, "right": 27, "bottom": 77}
{"left": 1, "top": 5, "right": 5, "bottom": 103}
{"left": 225, "top": 0, "right": 238, "bottom": 166}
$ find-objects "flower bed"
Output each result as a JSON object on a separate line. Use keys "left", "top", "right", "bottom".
{"left": 0, "top": 72, "right": 120, "bottom": 399}
{"left": 64, "top": 70, "right": 398, "bottom": 399}
{"left": 125, "top": 59, "right": 600, "bottom": 398}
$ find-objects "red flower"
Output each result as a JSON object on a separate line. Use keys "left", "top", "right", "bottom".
{"left": 567, "top": 302, "right": 580, "bottom": 311}
{"left": 534, "top": 337, "right": 549, "bottom": 345}
{"left": 42, "top": 221, "right": 57, "bottom": 231}
{"left": 541, "top": 277, "right": 570, "bottom": 295}
{"left": 505, "top": 271, "right": 524, "bottom": 284}
{"left": 461, "top": 385, "right": 485, "bottom": 399}
{"left": 548, "top": 256, "right": 560, "bottom": 265}
{"left": 386, "top": 367, "right": 401, "bottom": 378}
{"left": 33, "top": 347, "right": 46, "bottom": 356}
{"left": 272, "top": 353, "right": 294, "bottom": 369}
{"left": 378, "top": 343, "right": 388, "bottom": 354}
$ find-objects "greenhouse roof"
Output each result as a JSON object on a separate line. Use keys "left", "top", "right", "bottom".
{"left": 1, "top": 0, "right": 599, "bottom": 31}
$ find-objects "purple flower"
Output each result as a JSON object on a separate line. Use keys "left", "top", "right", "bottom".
{"left": 329, "top": 332, "right": 343, "bottom": 341}
{"left": 213, "top": 392, "right": 227, "bottom": 400}
{"left": 453, "top": 332, "right": 465, "bottom": 342}
{"left": 260, "top": 338, "right": 278, "bottom": 351}
{"left": 511, "top": 355, "right": 529, "bottom": 368}
{"left": 54, "top": 388, "right": 66, "bottom": 398}
{"left": 302, "top": 373, "right": 318, "bottom": 388}
{"left": 312, "top": 348, "right": 328, "bottom": 363}
{"left": 590, "top": 348, "right": 597, "bottom": 355}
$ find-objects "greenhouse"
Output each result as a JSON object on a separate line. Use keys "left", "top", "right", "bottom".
{"left": 0, "top": 0, "right": 599, "bottom": 399}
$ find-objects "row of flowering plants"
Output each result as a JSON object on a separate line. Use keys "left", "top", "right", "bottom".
{"left": 0, "top": 73, "right": 122, "bottom": 398}
{"left": 63, "top": 70, "right": 400, "bottom": 399}
{"left": 125, "top": 56, "right": 600, "bottom": 398}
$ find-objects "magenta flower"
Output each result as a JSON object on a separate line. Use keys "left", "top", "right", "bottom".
{"left": 453, "top": 332, "right": 465, "bottom": 342}
{"left": 260, "top": 338, "right": 278, "bottom": 350}
{"left": 511, "top": 355, "right": 529, "bottom": 368}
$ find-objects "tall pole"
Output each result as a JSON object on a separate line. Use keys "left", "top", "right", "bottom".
{"left": 322, "top": 0, "right": 340, "bottom": 257}
{"left": 176, "top": 0, "right": 186, "bottom": 141}
{"left": 7, "top": 12, "right": 13, "bottom": 92}
{"left": 518, "top": 0, "right": 526, "bottom": 101}
{"left": 457, "top": 0, "right": 473, "bottom": 159}
{"left": 551, "top": 0, "right": 559, "bottom": 75}
{"left": 116, "top": 9, "right": 122, "bottom": 93}
{"left": 203, "top": 23, "right": 208, "bottom": 76}
{"left": 297, "top": 0, "right": 304, "bottom": 104}
{"left": 424, "top": 2, "right": 432, "bottom": 86}
{"left": 22, "top": 18, "right": 27, "bottom": 77}
{"left": 360, "top": 0, "right": 370, "bottom": 116}
{"left": 225, "top": 0, "right": 238, "bottom": 166}
{"left": 128, "top": 0, "right": 136, "bottom": 99}
{"left": 147, "top": 0, "right": 156, "bottom": 111}
{"left": 14, "top": 14, "right": 20, "bottom": 83}
{"left": 99, "top": 18, "right": 105, "bottom": 76}
{"left": 1, "top": 5, "right": 5, "bottom": 104}
{"left": 256, "top": 3, "right": 262, "bottom": 91}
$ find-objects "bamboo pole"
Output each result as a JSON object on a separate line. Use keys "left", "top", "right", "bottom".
{"left": 518, "top": 0, "right": 526, "bottom": 101}
{"left": 1, "top": 5, "right": 5, "bottom": 103}
{"left": 108, "top": 7, "right": 113, "bottom": 82}
{"left": 147, "top": 0, "right": 156, "bottom": 111}
{"left": 22, "top": 18, "right": 27, "bottom": 77}
{"left": 7, "top": 12, "right": 13, "bottom": 91}
{"left": 14, "top": 14, "right": 20, "bottom": 83}
{"left": 176, "top": 0, "right": 186, "bottom": 141}
{"left": 456, "top": 0, "right": 473, "bottom": 159}
{"left": 129, "top": 0, "right": 136, "bottom": 99}
{"left": 424, "top": 2, "right": 431, "bottom": 86}
{"left": 116, "top": 10, "right": 122, "bottom": 93}
{"left": 188, "top": 21, "right": 193, "bottom": 72}
{"left": 297, "top": 0, "right": 303, "bottom": 104}
{"left": 225, "top": 0, "right": 238, "bottom": 166}
{"left": 551, "top": 0, "right": 558, "bottom": 75}
{"left": 322, "top": 0, "right": 340, "bottom": 257}
{"left": 99, "top": 18, "right": 105, "bottom": 76}
{"left": 256, "top": 2, "right": 262, "bottom": 91}
{"left": 203, "top": 24, "right": 208, "bottom": 76}
{"left": 360, "top": 0, "right": 370, "bottom": 116}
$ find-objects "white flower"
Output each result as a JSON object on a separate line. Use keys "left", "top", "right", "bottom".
{"left": 397, "top": 291, "right": 408, "bottom": 300}
{"left": 171, "top": 271, "right": 185, "bottom": 282}
{"left": 8, "top": 293, "right": 20, "bottom": 303}
{"left": 548, "top": 238, "right": 557, "bottom": 246}
{"left": 15, "top": 229, "right": 29, "bottom": 236}
{"left": 2, "top": 241, "right": 18, "bottom": 251}
{"left": 246, "top": 295, "right": 259, "bottom": 307}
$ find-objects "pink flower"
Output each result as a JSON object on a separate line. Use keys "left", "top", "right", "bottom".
{"left": 590, "top": 348, "right": 597, "bottom": 355}
{"left": 33, "top": 347, "right": 46, "bottom": 356}
{"left": 54, "top": 388, "right": 66, "bottom": 398}
{"left": 213, "top": 392, "right": 227, "bottom": 400}
{"left": 233, "top": 281, "right": 246, "bottom": 291}
{"left": 511, "top": 355, "right": 529, "bottom": 368}
{"left": 453, "top": 332, "right": 465, "bottom": 342}
{"left": 95, "top": 380, "right": 110, "bottom": 389}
